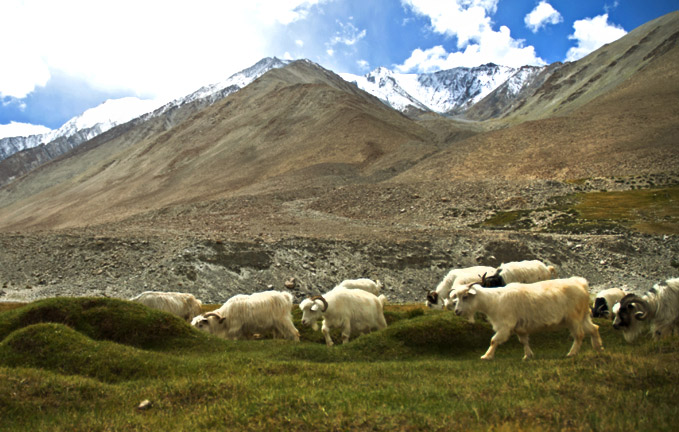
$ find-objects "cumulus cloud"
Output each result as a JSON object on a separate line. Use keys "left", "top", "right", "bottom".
{"left": 398, "top": 0, "right": 545, "bottom": 72}
{"left": 565, "top": 14, "right": 627, "bottom": 62}
{"left": 402, "top": 0, "right": 498, "bottom": 48}
{"left": 0, "top": 121, "right": 52, "bottom": 140}
{"left": 524, "top": 1, "right": 563, "bottom": 33}
{"left": 0, "top": 0, "right": 323, "bottom": 100}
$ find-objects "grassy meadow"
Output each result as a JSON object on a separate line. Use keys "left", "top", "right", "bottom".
{"left": 1, "top": 298, "right": 678, "bottom": 431}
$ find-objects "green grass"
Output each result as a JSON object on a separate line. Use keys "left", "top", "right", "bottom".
{"left": 1, "top": 297, "right": 678, "bottom": 431}
{"left": 480, "top": 186, "right": 679, "bottom": 235}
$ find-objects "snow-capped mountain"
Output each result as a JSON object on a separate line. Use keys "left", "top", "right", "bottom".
{"left": 0, "top": 56, "right": 542, "bottom": 175}
{"left": 0, "top": 97, "right": 164, "bottom": 162}
{"left": 0, "top": 58, "right": 289, "bottom": 164}
{"left": 340, "top": 63, "right": 544, "bottom": 114}
{"left": 152, "top": 57, "right": 289, "bottom": 116}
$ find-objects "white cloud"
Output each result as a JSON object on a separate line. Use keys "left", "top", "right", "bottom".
{"left": 402, "top": 0, "right": 498, "bottom": 48}
{"left": 398, "top": 0, "right": 545, "bottom": 72}
{"left": 0, "top": 0, "right": 323, "bottom": 100}
{"left": 524, "top": 1, "right": 563, "bottom": 33}
{"left": 0, "top": 0, "right": 51, "bottom": 98}
{"left": 329, "top": 21, "right": 367, "bottom": 47}
{"left": 0, "top": 121, "right": 52, "bottom": 139}
{"left": 357, "top": 59, "right": 370, "bottom": 71}
{"left": 295, "top": 39, "right": 305, "bottom": 47}
{"left": 565, "top": 14, "right": 627, "bottom": 62}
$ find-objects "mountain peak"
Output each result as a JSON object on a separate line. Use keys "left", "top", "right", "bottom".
{"left": 341, "top": 62, "right": 533, "bottom": 114}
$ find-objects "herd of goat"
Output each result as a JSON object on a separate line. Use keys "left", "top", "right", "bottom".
{"left": 129, "top": 260, "right": 679, "bottom": 360}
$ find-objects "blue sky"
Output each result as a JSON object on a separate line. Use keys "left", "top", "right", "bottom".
{"left": 0, "top": 0, "right": 676, "bottom": 139}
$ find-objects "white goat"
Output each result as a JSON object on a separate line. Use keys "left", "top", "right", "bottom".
{"left": 448, "top": 277, "right": 604, "bottom": 360}
{"left": 191, "top": 290, "right": 299, "bottom": 341}
{"left": 338, "top": 278, "right": 383, "bottom": 296}
{"left": 591, "top": 287, "right": 626, "bottom": 319}
{"left": 480, "top": 260, "right": 557, "bottom": 287}
{"left": 130, "top": 291, "right": 203, "bottom": 321}
{"left": 612, "top": 278, "right": 679, "bottom": 342}
{"left": 299, "top": 286, "right": 388, "bottom": 346}
{"left": 425, "top": 266, "right": 496, "bottom": 310}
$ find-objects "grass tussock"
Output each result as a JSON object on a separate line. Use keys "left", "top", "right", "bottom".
{"left": 1, "top": 298, "right": 679, "bottom": 431}
{"left": 0, "top": 297, "right": 215, "bottom": 351}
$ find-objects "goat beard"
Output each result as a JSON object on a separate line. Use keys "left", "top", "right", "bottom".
{"left": 622, "top": 320, "right": 647, "bottom": 343}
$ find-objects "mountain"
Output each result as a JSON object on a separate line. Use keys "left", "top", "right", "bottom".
{"left": 156, "top": 57, "right": 289, "bottom": 112}
{"left": 0, "top": 12, "right": 677, "bottom": 234}
{"left": 340, "top": 63, "right": 537, "bottom": 115}
{"left": 0, "top": 98, "right": 164, "bottom": 162}
{"left": 396, "top": 11, "right": 679, "bottom": 182}
{"left": 468, "top": 11, "right": 679, "bottom": 122}
{"left": 0, "top": 57, "right": 289, "bottom": 187}
{"left": 0, "top": 58, "right": 545, "bottom": 184}
{"left": 0, "top": 59, "right": 444, "bottom": 230}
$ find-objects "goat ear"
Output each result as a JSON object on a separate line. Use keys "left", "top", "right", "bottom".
{"left": 310, "top": 304, "right": 319, "bottom": 312}
{"left": 468, "top": 287, "right": 477, "bottom": 296}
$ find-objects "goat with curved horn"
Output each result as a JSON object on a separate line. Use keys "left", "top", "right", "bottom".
{"left": 612, "top": 280, "right": 679, "bottom": 343}
{"left": 300, "top": 285, "right": 388, "bottom": 346}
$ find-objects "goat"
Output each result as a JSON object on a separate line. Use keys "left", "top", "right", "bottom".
{"left": 479, "top": 260, "right": 557, "bottom": 287}
{"left": 299, "top": 286, "right": 387, "bottom": 346}
{"left": 130, "top": 291, "right": 202, "bottom": 321}
{"left": 338, "top": 278, "right": 383, "bottom": 296}
{"left": 449, "top": 277, "right": 603, "bottom": 360}
{"left": 592, "top": 288, "right": 626, "bottom": 319}
{"left": 425, "top": 266, "right": 495, "bottom": 310}
{"left": 191, "top": 290, "right": 299, "bottom": 341}
{"left": 612, "top": 278, "right": 679, "bottom": 342}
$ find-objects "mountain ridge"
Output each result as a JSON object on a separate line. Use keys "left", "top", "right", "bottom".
{"left": 0, "top": 11, "right": 677, "bottom": 233}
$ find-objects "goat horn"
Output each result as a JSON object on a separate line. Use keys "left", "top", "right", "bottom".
{"left": 627, "top": 299, "right": 648, "bottom": 321}
{"left": 204, "top": 312, "right": 226, "bottom": 323}
{"left": 630, "top": 301, "right": 648, "bottom": 320}
{"left": 309, "top": 295, "right": 328, "bottom": 312}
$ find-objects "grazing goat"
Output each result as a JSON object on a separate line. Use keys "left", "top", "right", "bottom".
{"left": 449, "top": 277, "right": 603, "bottom": 360}
{"left": 479, "top": 260, "right": 557, "bottom": 287}
{"left": 425, "top": 266, "right": 495, "bottom": 310}
{"left": 592, "top": 288, "right": 626, "bottom": 319}
{"left": 299, "top": 286, "right": 387, "bottom": 346}
{"left": 338, "top": 278, "right": 383, "bottom": 296}
{"left": 130, "top": 291, "right": 202, "bottom": 321}
{"left": 191, "top": 290, "right": 299, "bottom": 341}
{"left": 612, "top": 278, "right": 679, "bottom": 342}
